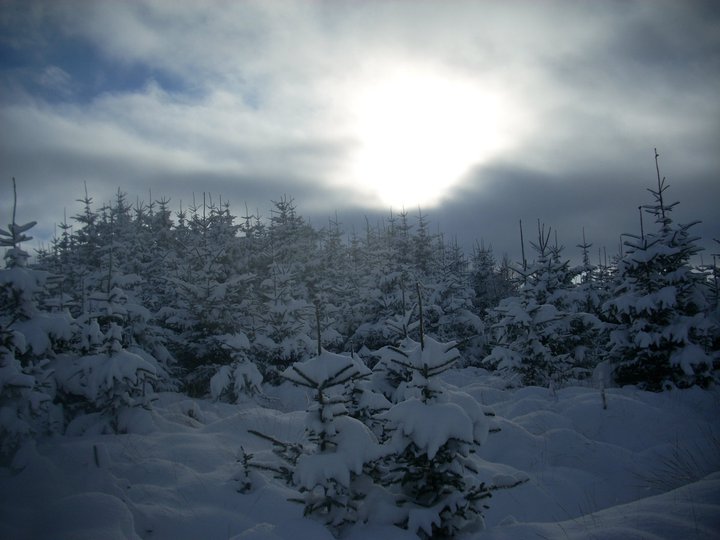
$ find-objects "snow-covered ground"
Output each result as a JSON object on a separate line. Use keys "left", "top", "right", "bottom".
{"left": 1, "top": 369, "right": 718, "bottom": 539}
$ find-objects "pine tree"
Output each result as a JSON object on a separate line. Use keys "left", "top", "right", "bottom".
{"left": 375, "top": 335, "right": 493, "bottom": 537}
{"left": 250, "top": 197, "right": 318, "bottom": 383}
{"left": 424, "top": 237, "right": 483, "bottom": 359}
{"left": 209, "top": 332, "right": 263, "bottom": 403}
{"left": 603, "top": 150, "right": 718, "bottom": 390}
{"left": 0, "top": 180, "right": 70, "bottom": 460}
{"left": 471, "top": 241, "right": 511, "bottom": 314}
{"left": 313, "top": 215, "right": 354, "bottom": 352}
{"left": 483, "top": 222, "right": 603, "bottom": 386}
{"left": 160, "top": 194, "right": 249, "bottom": 394}
{"left": 54, "top": 255, "right": 161, "bottom": 434}
{"left": 246, "top": 350, "right": 380, "bottom": 535}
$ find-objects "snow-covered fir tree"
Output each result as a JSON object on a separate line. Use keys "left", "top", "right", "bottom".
{"left": 0, "top": 181, "right": 71, "bottom": 460}
{"left": 245, "top": 349, "right": 381, "bottom": 535}
{"left": 250, "top": 197, "right": 318, "bottom": 383}
{"left": 374, "top": 334, "right": 494, "bottom": 537}
{"left": 209, "top": 332, "right": 263, "bottom": 403}
{"left": 349, "top": 216, "right": 410, "bottom": 350}
{"left": 159, "top": 195, "right": 249, "bottom": 394}
{"left": 483, "top": 222, "right": 603, "bottom": 386}
{"left": 53, "top": 272, "right": 160, "bottom": 434}
{"left": 471, "top": 241, "right": 517, "bottom": 315}
{"left": 424, "top": 238, "right": 485, "bottom": 360}
{"left": 603, "top": 151, "right": 718, "bottom": 390}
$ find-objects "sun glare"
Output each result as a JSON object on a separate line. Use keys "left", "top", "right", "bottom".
{"left": 347, "top": 67, "right": 510, "bottom": 209}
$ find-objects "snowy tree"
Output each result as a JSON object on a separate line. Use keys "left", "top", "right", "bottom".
{"left": 573, "top": 229, "right": 611, "bottom": 318}
{"left": 209, "top": 332, "right": 262, "bottom": 403}
{"left": 251, "top": 261, "right": 314, "bottom": 384}
{"left": 0, "top": 180, "right": 71, "bottom": 460}
{"left": 471, "top": 241, "right": 516, "bottom": 315}
{"left": 159, "top": 195, "right": 249, "bottom": 394}
{"left": 53, "top": 274, "right": 162, "bottom": 433}
{"left": 246, "top": 350, "right": 382, "bottom": 535}
{"left": 312, "top": 216, "right": 355, "bottom": 352}
{"left": 54, "top": 327, "right": 158, "bottom": 435}
{"left": 249, "top": 197, "right": 319, "bottom": 383}
{"left": 374, "top": 335, "right": 494, "bottom": 537}
{"left": 483, "top": 223, "right": 603, "bottom": 386}
{"left": 603, "top": 151, "right": 718, "bottom": 390}
{"left": 424, "top": 239, "right": 484, "bottom": 360}
{"left": 349, "top": 218, "right": 408, "bottom": 350}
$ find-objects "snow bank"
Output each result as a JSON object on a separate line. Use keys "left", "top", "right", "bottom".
{"left": 38, "top": 492, "right": 141, "bottom": 540}
{"left": 1, "top": 371, "right": 718, "bottom": 539}
{"left": 480, "top": 472, "right": 720, "bottom": 540}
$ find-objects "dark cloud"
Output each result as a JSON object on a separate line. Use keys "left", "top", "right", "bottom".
{"left": 431, "top": 158, "right": 720, "bottom": 264}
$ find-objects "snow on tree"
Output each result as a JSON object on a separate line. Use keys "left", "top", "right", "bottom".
{"left": 54, "top": 344, "right": 157, "bottom": 435}
{"left": 603, "top": 151, "right": 718, "bottom": 390}
{"left": 471, "top": 241, "right": 516, "bottom": 315}
{"left": 370, "top": 336, "right": 418, "bottom": 404}
{"left": 251, "top": 261, "right": 315, "bottom": 384}
{"left": 209, "top": 332, "right": 263, "bottom": 403}
{"left": 483, "top": 223, "right": 603, "bottom": 386}
{"left": 423, "top": 239, "right": 485, "bottom": 360}
{"left": 312, "top": 216, "right": 355, "bottom": 352}
{"left": 349, "top": 218, "right": 409, "bottom": 351}
{"left": 249, "top": 197, "right": 319, "bottom": 383}
{"left": 0, "top": 180, "right": 71, "bottom": 461}
{"left": 53, "top": 280, "right": 160, "bottom": 434}
{"left": 51, "top": 199, "right": 169, "bottom": 432}
{"left": 343, "top": 365, "right": 392, "bottom": 439}
{"left": 244, "top": 349, "right": 383, "bottom": 535}
{"left": 159, "top": 195, "right": 250, "bottom": 394}
{"left": 373, "top": 335, "right": 498, "bottom": 537}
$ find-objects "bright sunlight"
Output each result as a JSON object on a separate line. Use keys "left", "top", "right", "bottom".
{"left": 347, "top": 66, "right": 511, "bottom": 209}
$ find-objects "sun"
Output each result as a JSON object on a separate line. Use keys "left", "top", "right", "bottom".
{"left": 346, "top": 66, "right": 509, "bottom": 209}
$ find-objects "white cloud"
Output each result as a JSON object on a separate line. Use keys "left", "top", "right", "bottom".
{"left": 1, "top": 0, "right": 718, "bottom": 254}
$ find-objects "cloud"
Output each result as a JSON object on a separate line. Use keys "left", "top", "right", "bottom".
{"left": 0, "top": 0, "right": 718, "bottom": 260}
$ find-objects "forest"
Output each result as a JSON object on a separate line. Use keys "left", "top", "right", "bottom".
{"left": 1, "top": 167, "right": 719, "bottom": 538}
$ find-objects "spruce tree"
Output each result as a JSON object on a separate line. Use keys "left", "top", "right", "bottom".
{"left": 160, "top": 195, "right": 248, "bottom": 393}
{"left": 483, "top": 223, "right": 603, "bottom": 386}
{"left": 375, "top": 335, "right": 493, "bottom": 537}
{"left": 0, "top": 180, "right": 70, "bottom": 460}
{"left": 604, "top": 150, "right": 718, "bottom": 390}
{"left": 244, "top": 350, "right": 380, "bottom": 535}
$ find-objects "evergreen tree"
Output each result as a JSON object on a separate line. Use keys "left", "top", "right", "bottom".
{"left": 375, "top": 335, "right": 493, "bottom": 537}
{"left": 603, "top": 151, "right": 718, "bottom": 390}
{"left": 483, "top": 223, "right": 603, "bottom": 386}
{"left": 240, "top": 197, "right": 327, "bottom": 384}
{"left": 0, "top": 180, "right": 70, "bottom": 460}
{"left": 159, "top": 195, "right": 248, "bottom": 393}
{"left": 471, "top": 242, "right": 514, "bottom": 314}
{"left": 209, "top": 332, "right": 263, "bottom": 403}
{"left": 424, "top": 238, "right": 484, "bottom": 360}
{"left": 245, "top": 350, "right": 380, "bottom": 535}
{"left": 313, "top": 215, "right": 354, "bottom": 352}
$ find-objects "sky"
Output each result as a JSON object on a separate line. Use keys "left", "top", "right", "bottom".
{"left": 1, "top": 0, "right": 719, "bottom": 265}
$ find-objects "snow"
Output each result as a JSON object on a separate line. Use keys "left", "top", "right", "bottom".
{"left": 1, "top": 373, "right": 719, "bottom": 539}
{"left": 13, "top": 312, "right": 73, "bottom": 356}
{"left": 293, "top": 416, "right": 382, "bottom": 489}
{"left": 55, "top": 350, "right": 157, "bottom": 405}
{"left": 39, "top": 492, "right": 142, "bottom": 540}
{"left": 281, "top": 350, "right": 371, "bottom": 388}
{"left": 210, "top": 362, "right": 263, "bottom": 402}
{"left": 481, "top": 472, "right": 720, "bottom": 540}
{"left": 383, "top": 398, "right": 474, "bottom": 459}
{"left": 671, "top": 343, "right": 713, "bottom": 376}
